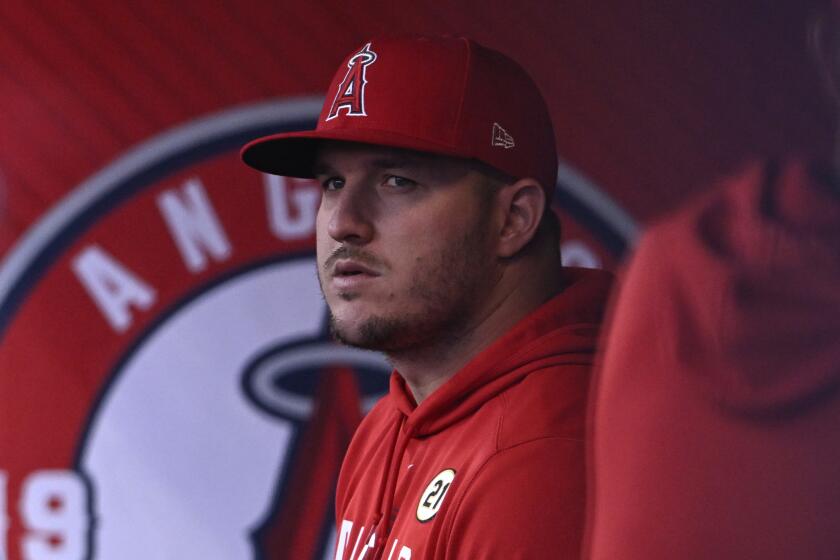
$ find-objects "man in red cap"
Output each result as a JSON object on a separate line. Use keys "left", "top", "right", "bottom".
{"left": 242, "top": 36, "right": 611, "bottom": 559}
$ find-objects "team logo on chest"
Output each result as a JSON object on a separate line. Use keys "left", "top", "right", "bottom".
{"left": 326, "top": 42, "right": 378, "bottom": 121}
{"left": 416, "top": 468, "right": 456, "bottom": 522}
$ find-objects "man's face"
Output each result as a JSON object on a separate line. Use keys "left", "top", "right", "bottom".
{"left": 314, "top": 142, "right": 500, "bottom": 353}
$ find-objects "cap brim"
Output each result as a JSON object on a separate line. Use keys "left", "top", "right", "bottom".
{"left": 240, "top": 128, "right": 472, "bottom": 177}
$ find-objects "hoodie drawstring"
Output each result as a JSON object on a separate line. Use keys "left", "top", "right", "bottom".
{"left": 369, "top": 413, "right": 411, "bottom": 558}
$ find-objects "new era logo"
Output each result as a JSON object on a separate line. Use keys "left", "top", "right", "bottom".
{"left": 492, "top": 123, "right": 515, "bottom": 149}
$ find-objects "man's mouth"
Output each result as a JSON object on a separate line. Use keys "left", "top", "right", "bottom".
{"left": 328, "top": 260, "right": 381, "bottom": 293}
{"left": 332, "top": 260, "right": 380, "bottom": 278}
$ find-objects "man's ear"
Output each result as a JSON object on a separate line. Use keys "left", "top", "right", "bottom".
{"left": 495, "top": 178, "right": 546, "bottom": 258}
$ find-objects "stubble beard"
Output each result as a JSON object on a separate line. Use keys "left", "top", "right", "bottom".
{"left": 326, "top": 224, "right": 493, "bottom": 355}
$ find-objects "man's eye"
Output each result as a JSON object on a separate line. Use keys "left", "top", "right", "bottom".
{"left": 384, "top": 175, "right": 416, "bottom": 189}
{"left": 322, "top": 177, "right": 344, "bottom": 191}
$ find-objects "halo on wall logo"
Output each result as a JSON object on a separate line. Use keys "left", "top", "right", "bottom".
{"left": 243, "top": 339, "right": 390, "bottom": 423}
{"left": 0, "top": 97, "right": 635, "bottom": 560}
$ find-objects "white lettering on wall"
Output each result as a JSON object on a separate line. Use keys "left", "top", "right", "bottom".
{"left": 20, "top": 470, "right": 87, "bottom": 560}
{"left": 157, "top": 178, "right": 232, "bottom": 272}
{"left": 72, "top": 245, "right": 157, "bottom": 332}
{"left": 264, "top": 175, "right": 320, "bottom": 240}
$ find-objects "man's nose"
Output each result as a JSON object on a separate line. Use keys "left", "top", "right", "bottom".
{"left": 326, "top": 186, "right": 374, "bottom": 244}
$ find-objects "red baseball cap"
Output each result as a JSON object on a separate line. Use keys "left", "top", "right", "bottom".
{"left": 241, "top": 35, "right": 557, "bottom": 196}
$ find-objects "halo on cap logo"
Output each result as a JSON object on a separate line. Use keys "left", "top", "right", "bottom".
{"left": 417, "top": 468, "right": 456, "bottom": 522}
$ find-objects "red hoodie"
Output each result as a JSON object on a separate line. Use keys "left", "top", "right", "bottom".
{"left": 586, "top": 161, "right": 840, "bottom": 559}
{"left": 333, "top": 267, "right": 612, "bottom": 560}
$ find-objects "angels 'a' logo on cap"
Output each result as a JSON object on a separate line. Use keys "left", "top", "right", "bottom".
{"left": 326, "top": 42, "right": 378, "bottom": 121}
{"left": 416, "top": 469, "right": 456, "bottom": 523}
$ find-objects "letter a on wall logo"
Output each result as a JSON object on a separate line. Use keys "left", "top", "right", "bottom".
{"left": 326, "top": 42, "right": 377, "bottom": 121}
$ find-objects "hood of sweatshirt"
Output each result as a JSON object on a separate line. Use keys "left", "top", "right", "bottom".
{"left": 389, "top": 266, "right": 612, "bottom": 436}
{"left": 640, "top": 160, "right": 840, "bottom": 416}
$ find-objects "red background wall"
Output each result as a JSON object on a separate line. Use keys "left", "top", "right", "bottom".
{"left": 0, "top": 0, "right": 832, "bottom": 244}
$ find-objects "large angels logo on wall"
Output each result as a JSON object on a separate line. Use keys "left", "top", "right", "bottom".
{"left": 0, "top": 98, "right": 635, "bottom": 560}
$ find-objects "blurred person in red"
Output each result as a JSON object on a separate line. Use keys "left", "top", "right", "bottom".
{"left": 585, "top": 6, "right": 840, "bottom": 558}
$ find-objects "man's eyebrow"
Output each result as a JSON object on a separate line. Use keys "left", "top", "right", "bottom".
{"left": 311, "top": 161, "right": 336, "bottom": 176}
{"left": 369, "top": 156, "right": 422, "bottom": 169}
{"left": 311, "top": 154, "right": 429, "bottom": 176}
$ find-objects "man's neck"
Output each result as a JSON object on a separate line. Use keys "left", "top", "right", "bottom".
{"left": 390, "top": 261, "right": 563, "bottom": 404}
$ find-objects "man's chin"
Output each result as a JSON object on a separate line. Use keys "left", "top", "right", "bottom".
{"left": 329, "top": 313, "right": 404, "bottom": 352}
